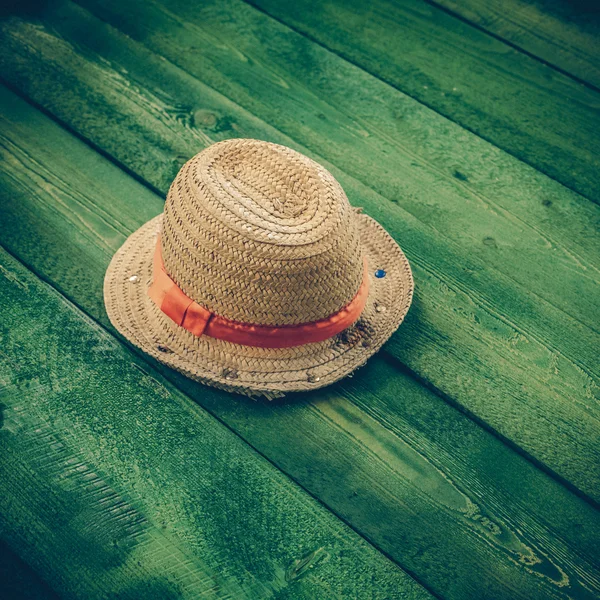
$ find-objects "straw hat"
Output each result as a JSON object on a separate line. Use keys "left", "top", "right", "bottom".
{"left": 104, "top": 139, "right": 413, "bottom": 399}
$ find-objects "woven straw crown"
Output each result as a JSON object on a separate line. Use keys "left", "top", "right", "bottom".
{"left": 160, "top": 139, "right": 365, "bottom": 326}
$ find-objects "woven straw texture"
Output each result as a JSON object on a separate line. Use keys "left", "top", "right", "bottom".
{"left": 104, "top": 139, "right": 413, "bottom": 398}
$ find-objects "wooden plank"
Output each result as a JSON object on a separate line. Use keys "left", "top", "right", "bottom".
{"left": 2, "top": 60, "right": 600, "bottom": 600}
{"left": 69, "top": 0, "right": 600, "bottom": 331}
{"left": 0, "top": 253, "right": 431, "bottom": 600}
{"left": 5, "top": 0, "right": 600, "bottom": 333}
{"left": 432, "top": 0, "right": 600, "bottom": 89}
{"left": 244, "top": 0, "right": 600, "bottom": 203}
{"left": 1, "top": 1, "right": 598, "bottom": 502}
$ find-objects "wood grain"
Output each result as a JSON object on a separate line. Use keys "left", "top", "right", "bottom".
{"left": 69, "top": 0, "right": 600, "bottom": 335}
{"left": 244, "top": 0, "right": 600, "bottom": 203}
{"left": 0, "top": 245, "right": 431, "bottom": 600}
{"left": 432, "top": 0, "right": 600, "bottom": 89}
{"left": 1, "top": 76, "right": 600, "bottom": 599}
{"left": 1, "top": 2, "right": 598, "bottom": 502}
{"left": 6, "top": 0, "right": 600, "bottom": 331}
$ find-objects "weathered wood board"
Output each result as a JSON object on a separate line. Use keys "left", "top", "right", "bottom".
{"left": 0, "top": 244, "right": 433, "bottom": 599}
{"left": 432, "top": 0, "right": 600, "bottom": 88}
{"left": 1, "top": 77, "right": 599, "bottom": 600}
{"left": 247, "top": 0, "right": 600, "bottom": 202}
{"left": 1, "top": 0, "right": 598, "bottom": 503}
{"left": 1, "top": 0, "right": 599, "bottom": 597}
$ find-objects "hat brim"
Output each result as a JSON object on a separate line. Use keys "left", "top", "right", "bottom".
{"left": 104, "top": 213, "right": 413, "bottom": 399}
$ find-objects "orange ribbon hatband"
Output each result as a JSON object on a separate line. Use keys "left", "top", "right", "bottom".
{"left": 147, "top": 236, "right": 369, "bottom": 348}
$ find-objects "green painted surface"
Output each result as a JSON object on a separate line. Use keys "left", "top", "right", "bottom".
{"left": 246, "top": 0, "right": 600, "bottom": 203}
{"left": 6, "top": 0, "right": 600, "bottom": 331}
{"left": 0, "top": 0, "right": 599, "bottom": 598}
{"left": 433, "top": 0, "right": 600, "bottom": 88}
{"left": 1, "top": 72, "right": 600, "bottom": 600}
{"left": 0, "top": 1, "right": 598, "bottom": 503}
{"left": 0, "top": 245, "right": 431, "bottom": 599}
{"left": 67, "top": 0, "right": 600, "bottom": 331}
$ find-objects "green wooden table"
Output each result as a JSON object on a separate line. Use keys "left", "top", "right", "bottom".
{"left": 0, "top": 0, "right": 598, "bottom": 598}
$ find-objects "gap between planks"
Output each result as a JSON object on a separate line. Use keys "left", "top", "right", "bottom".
{"left": 423, "top": 0, "right": 600, "bottom": 93}
{"left": 1, "top": 83, "right": 600, "bottom": 596}
{"left": 242, "top": 0, "right": 600, "bottom": 206}
{"left": 0, "top": 243, "right": 435, "bottom": 600}
{"left": 1, "top": 1, "right": 596, "bottom": 502}
{"left": 4, "top": 77, "right": 599, "bottom": 515}
{"left": 0, "top": 240, "right": 445, "bottom": 600}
